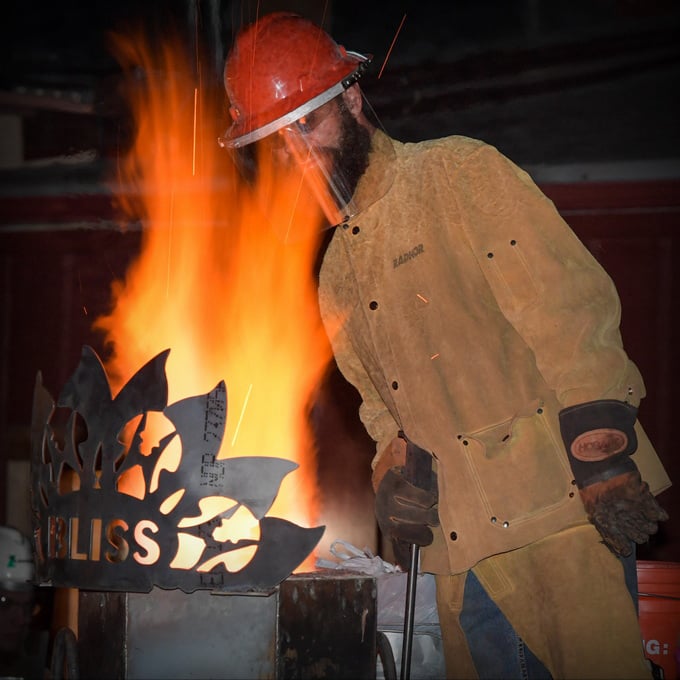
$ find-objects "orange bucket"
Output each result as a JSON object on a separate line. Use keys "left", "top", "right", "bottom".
{"left": 637, "top": 561, "right": 680, "bottom": 679}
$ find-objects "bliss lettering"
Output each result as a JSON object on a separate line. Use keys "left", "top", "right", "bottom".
{"left": 47, "top": 516, "right": 161, "bottom": 565}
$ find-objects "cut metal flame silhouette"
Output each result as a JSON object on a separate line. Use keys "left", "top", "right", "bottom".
{"left": 30, "top": 346, "right": 324, "bottom": 593}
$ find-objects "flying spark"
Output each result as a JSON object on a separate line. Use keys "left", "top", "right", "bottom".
{"left": 231, "top": 383, "right": 253, "bottom": 447}
{"left": 379, "top": 14, "right": 407, "bottom": 79}
{"left": 192, "top": 87, "right": 198, "bottom": 177}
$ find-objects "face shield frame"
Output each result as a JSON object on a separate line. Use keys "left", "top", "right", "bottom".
{"left": 218, "top": 52, "right": 393, "bottom": 237}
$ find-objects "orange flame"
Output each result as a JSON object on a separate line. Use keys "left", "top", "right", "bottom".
{"left": 95, "top": 31, "right": 333, "bottom": 570}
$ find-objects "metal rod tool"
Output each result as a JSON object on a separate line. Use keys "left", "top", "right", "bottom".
{"left": 400, "top": 436, "right": 434, "bottom": 680}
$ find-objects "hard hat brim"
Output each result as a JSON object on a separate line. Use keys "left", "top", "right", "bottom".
{"left": 219, "top": 53, "right": 372, "bottom": 149}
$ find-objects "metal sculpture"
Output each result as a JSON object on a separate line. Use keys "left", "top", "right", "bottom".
{"left": 30, "top": 345, "right": 324, "bottom": 593}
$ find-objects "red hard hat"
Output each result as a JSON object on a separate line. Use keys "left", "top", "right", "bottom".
{"left": 220, "top": 12, "right": 371, "bottom": 148}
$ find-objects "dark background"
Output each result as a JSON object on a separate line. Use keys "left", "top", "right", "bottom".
{"left": 1, "top": 0, "right": 679, "bottom": 561}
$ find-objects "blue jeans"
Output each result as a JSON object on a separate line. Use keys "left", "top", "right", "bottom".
{"left": 459, "top": 549, "right": 638, "bottom": 679}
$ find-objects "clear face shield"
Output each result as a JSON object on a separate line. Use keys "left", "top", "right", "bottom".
{"left": 220, "top": 85, "right": 393, "bottom": 241}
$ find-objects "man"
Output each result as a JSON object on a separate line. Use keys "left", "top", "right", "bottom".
{"left": 219, "top": 12, "right": 671, "bottom": 679}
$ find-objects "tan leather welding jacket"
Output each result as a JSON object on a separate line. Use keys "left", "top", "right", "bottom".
{"left": 318, "top": 130, "right": 670, "bottom": 576}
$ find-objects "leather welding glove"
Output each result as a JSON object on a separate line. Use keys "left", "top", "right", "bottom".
{"left": 375, "top": 465, "right": 439, "bottom": 569}
{"left": 579, "top": 470, "right": 668, "bottom": 556}
{"left": 560, "top": 399, "right": 668, "bottom": 557}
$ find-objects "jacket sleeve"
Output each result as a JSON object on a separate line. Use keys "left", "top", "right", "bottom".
{"left": 317, "top": 276, "right": 401, "bottom": 473}
{"left": 449, "top": 143, "right": 645, "bottom": 409}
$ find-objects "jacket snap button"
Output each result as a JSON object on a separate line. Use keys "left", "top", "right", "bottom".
{"left": 352, "top": 225, "right": 360, "bottom": 234}
{"left": 449, "top": 531, "right": 458, "bottom": 541}
{"left": 391, "top": 381, "right": 399, "bottom": 390}
{"left": 369, "top": 300, "right": 378, "bottom": 310}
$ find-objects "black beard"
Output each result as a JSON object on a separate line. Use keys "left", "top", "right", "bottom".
{"left": 328, "top": 102, "right": 372, "bottom": 202}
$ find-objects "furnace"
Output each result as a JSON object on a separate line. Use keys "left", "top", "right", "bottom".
{"left": 31, "top": 347, "right": 377, "bottom": 678}
{"left": 77, "top": 573, "right": 376, "bottom": 679}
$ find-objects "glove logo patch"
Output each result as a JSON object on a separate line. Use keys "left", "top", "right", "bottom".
{"left": 571, "top": 428, "right": 628, "bottom": 461}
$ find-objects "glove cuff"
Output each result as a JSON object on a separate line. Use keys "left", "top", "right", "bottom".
{"left": 371, "top": 436, "right": 407, "bottom": 492}
{"left": 559, "top": 399, "right": 638, "bottom": 489}
{"left": 577, "top": 457, "right": 637, "bottom": 489}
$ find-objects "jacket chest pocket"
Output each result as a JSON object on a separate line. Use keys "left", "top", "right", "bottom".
{"left": 460, "top": 405, "right": 574, "bottom": 526}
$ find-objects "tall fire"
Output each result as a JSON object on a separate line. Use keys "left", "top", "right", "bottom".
{"left": 94, "top": 31, "right": 334, "bottom": 570}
